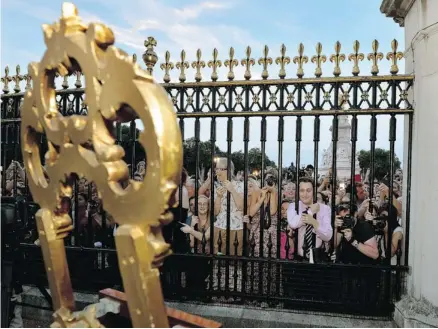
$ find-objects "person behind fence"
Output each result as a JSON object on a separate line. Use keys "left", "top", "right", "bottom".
{"left": 280, "top": 200, "right": 294, "bottom": 259}
{"left": 334, "top": 202, "right": 379, "bottom": 264}
{"left": 365, "top": 202, "right": 403, "bottom": 263}
{"left": 246, "top": 172, "right": 278, "bottom": 258}
{"left": 199, "top": 157, "right": 244, "bottom": 256}
{"left": 287, "top": 177, "right": 332, "bottom": 262}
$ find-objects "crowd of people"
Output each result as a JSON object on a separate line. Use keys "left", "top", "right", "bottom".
{"left": 1, "top": 157, "right": 404, "bottom": 266}
{"left": 167, "top": 158, "right": 404, "bottom": 266}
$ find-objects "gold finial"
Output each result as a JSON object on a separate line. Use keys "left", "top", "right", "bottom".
{"left": 367, "top": 39, "right": 383, "bottom": 76}
{"left": 241, "top": 46, "right": 255, "bottom": 80}
{"left": 208, "top": 48, "right": 222, "bottom": 82}
{"left": 62, "top": 74, "right": 69, "bottom": 89}
{"left": 293, "top": 43, "right": 308, "bottom": 78}
{"left": 311, "top": 42, "right": 326, "bottom": 77}
{"left": 176, "top": 50, "right": 189, "bottom": 83}
{"left": 160, "top": 51, "right": 174, "bottom": 83}
{"left": 258, "top": 45, "right": 273, "bottom": 80}
{"left": 142, "top": 36, "right": 158, "bottom": 75}
{"left": 224, "top": 47, "right": 238, "bottom": 81}
{"left": 275, "top": 44, "right": 290, "bottom": 79}
{"left": 192, "top": 49, "right": 206, "bottom": 82}
{"left": 24, "top": 67, "right": 32, "bottom": 91}
{"left": 1, "top": 66, "right": 12, "bottom": 93}
{"left": 12, "top": 65, "right": 24, "bottom": 93}
{"left": 329, "top": 41, "right": 345, "bottom": 77}
{"left": 20, "top": 3, "right": 181, "bottom": 327}
{"left": 348, "top": 40, "right": 364, "bottom": 76}
{"left": 74, "top": 71, "right": 82, "bottom": 88}
{"left": 132, "top": 53, "right": 137, "bottom": 64}
{"left": 386, "top": 39, "right": 403, "bottom": 75}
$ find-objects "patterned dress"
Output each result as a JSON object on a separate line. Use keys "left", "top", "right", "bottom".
{"left": 248, "top": 206, "right": 278, "bottom": 258}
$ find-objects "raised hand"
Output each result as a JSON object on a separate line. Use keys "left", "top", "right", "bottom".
{"left": 180, "top": 223, "right": 193, "bottom": 234}
{"left": 309, "top": 203, "right": 320, "bottom": 214}
{"left": 223, "top": 180, "right": 234, "bottom": 193}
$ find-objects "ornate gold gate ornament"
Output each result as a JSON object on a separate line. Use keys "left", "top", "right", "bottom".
{"left": 20, "top": 2, "right": 182, "bottom": 327}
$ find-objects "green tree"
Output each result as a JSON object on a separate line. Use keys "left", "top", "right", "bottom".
{"left": 357, "top": 148, "right": 401, "bottom": 181}
{"left": 183, "top": 138, "right": 224, "bottom": 177}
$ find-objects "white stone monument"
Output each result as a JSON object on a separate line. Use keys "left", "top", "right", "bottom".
{"left": 319, "top": 102, "right": 361, "bottom": 180}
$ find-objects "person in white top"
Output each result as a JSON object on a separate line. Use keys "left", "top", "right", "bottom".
{"left": 199, "top": 157, "right": 244, "bottom": 255}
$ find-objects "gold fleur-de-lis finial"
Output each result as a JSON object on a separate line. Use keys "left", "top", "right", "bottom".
{"left": 224, "top": 47, "right": 238, "bottom": 81}
{"left": 61, "top": 74, "right": 69, "bottom": 89}
{"left": 176, "top": 50, "right": 189, "bottom": 83}
{"left": 386, "top": 39, "right": 403, "bottom": 75}
{"left": 348, "top": 40, "right": 364, "bottom": 76}
{"left": 74, "top": 71, "right": 82, "bottom": 88}
{"left": 293, "top": 43, "right": 308, "bottom": 78}
{"left": 258, "top": 45, "right": 273, "bottom": 80}
{"left": 311, "top": 42, "right": 326, "bottom": 77}
{"left": 329, "top": 41, "right": 346, "bottom": 77}
{"left": 192, "top": 49, "right": 206, "bottom": 82}
{"left": 160, "top": 51, "right": 174, "bottom": 83}
{"left": 367, "top": 39, "right": 384, "bottom": 76}
{"left": 1, "top": 66, "right": 12, "bottom": 94}
{"left": 241, "top": 46, "right": 255, "bottom": 80}
{"left": 12, "top": 65, "right": 24, "bottom": 93}
{"left": 132, "top": 53, "right": 137, "bottom": 64}
{"left": 275, "top": 44, "right": 290, "bottom": 79}
{"left": 24, "top": 68, "right": 32, "bottom": 91}
{"left": 208, "top": 48, "right": 222, "bottom": 82}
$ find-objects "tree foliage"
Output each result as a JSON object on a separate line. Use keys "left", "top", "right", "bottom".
{"left": 357, "top": 148, "right": 401, "bottom": 181}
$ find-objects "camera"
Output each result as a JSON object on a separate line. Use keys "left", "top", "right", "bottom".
{"left": 372, "top": 216, "right": 386, "bottom": 234}
{"left": 265, "top": 174, "right": 277, "bottom": 187}
{"left": 339, "top": 214, "right": 354, "bottom": 230}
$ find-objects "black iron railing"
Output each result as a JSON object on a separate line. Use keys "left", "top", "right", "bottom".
{"left": 1, "top": 38, "right": 413, "bottom": 317}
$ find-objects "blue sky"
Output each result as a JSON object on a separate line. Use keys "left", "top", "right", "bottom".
{"left": 1, "top": 0, "right": 406, "bottom": 169}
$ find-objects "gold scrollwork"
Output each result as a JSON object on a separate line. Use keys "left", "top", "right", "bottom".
{"left": 21, "top": 2, "right": 182, "bottom": 327}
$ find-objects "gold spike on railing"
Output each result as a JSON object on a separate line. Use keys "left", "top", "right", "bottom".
{"left": 387, "top": 39, "right": 403, "bottom": 75}
{"left": 160, "top": 51, "right": 174, "bottom": 83}
{"left": 208, "top": 48, "right": 222, "bottom": 82}
{"left": 241, "top": 46, "right": 255, "bottom": 80}
{"left": 176, "top": 50, "right": 189, "bottom": 83}
{"left": 24, "top": 68, "right": 32, "bottom": 91}
{"left": 61, "top": 74, "right": 69, "bottom": 89}
{"left": 258, "top": 45, "right": 272, "bottom": 80}
{"left": 311, "top": 42, "right": 326, "bottom": 78}
{"left": 275, "top": 44, "right": 290, "bottom": 79}
{"left": 293, "top": 43, "right": 308, "bottom": 78}
{"left": 330, "top": 41, "right": 345, "bottom": 77}
{"left": 348, "top": 40, "right": 364, "bottom": 76}
{"left": 1, "top": 66, "right": 12, "bottom": 94}
{"left": 12, "top": 65, "right": 24, "bottom": 93}
{"left": 367, "top": 39, "right": 384, "bottom": 76}
{"left": 192, "top": 49, "right": 205, "bottom": 82}
{"left": 74, "top": 71, "right": 82, "bottom": 88}
{"left": 224, "top": 47, "right": 238, "bottom": 81}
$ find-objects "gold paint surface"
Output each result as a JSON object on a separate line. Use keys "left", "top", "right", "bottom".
{"left": 20, "top": 2, "right": 182, "bottom": 327}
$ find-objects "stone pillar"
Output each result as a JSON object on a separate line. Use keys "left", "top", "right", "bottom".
{"left": 381, "top": 0, "right": 438, "bottom": 326}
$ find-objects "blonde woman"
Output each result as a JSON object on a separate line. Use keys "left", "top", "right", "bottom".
{"left": 181, "top": 195, "right": 211, "bottom": 254}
